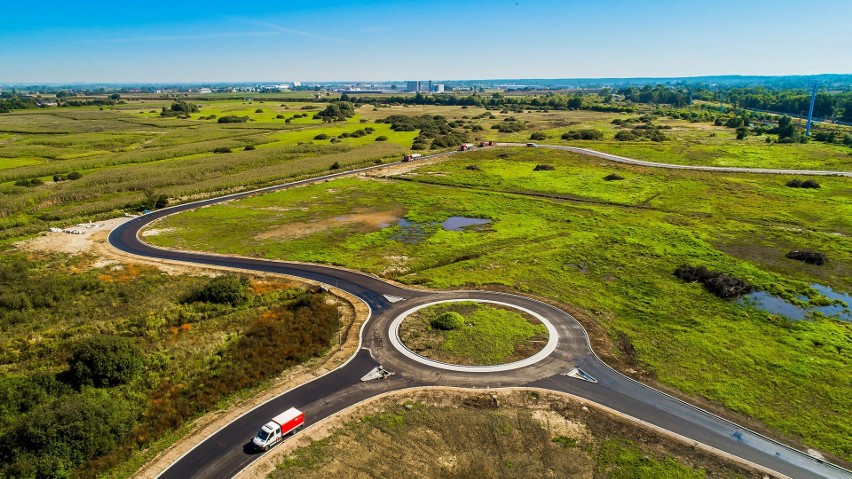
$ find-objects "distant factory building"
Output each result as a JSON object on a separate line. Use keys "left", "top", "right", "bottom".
{"left": 406, "top": 81, "right": 421, "bottom": 92}
{"left": 405, "top": 81, "right": 445, "bottom": 93}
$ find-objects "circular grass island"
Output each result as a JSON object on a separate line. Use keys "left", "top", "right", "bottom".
{"left": 398, "top": 301, "right": 549, "bottom": 366}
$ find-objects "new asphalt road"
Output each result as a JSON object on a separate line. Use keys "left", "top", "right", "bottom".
{"left": 108, "top": 146, "right": 852, "bottom": 479}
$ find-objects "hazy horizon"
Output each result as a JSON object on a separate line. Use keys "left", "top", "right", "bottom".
{"left": 2, "top": 0, "right": 851, "bottom": 83}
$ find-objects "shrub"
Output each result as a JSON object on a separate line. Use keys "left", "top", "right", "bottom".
{"left": 530, "top": 132, "right": 547, "bottom": 141}
{"left": 785, "top": 251, "right": 827, "bottom": 265}
{"left": 431, "top": 311, "right": 464, "bottom": 330}
{"left": 14, "top": 178, "right": 43, "bottom": 187}
{"left": 786, "top": 179, "right": 820, "bottom": 189}
{"left": 330, "top": 161, "right": 341, "bottom": 170}
{"left": 314, "top": 133, "right": 330, "bottom": 140}
{"left": 213, "top": 147, "right": 232, "bottom": 154}
{"left": 67, "top": 171, "right": 83, "bottom": 180}
{"left": 604, "top": 173, "right": 624, "bottom": 181}
{"left": 68, "top": 336, "right": 143, "bottom": 388}
{"left": 614, "top": 131, "right": 639, "bottom": 141}
{"left": 53, "top": 174, "right": 67, "bottom": 182}
{"left": 375, "top": 135, "right": 388, "bottom": 141}
{"left": 562, "top": 129, "right": 603, "bottom": 140}
{"left": 276, "top": 114, "right": 286, "bottom": 119}
{"left": 736, "top": 127, "right": 748, "bottom": 140}
{"left": 533, "top": 164, "right": 555, "bottom": 171}
{"left": 188, "top": 275, "right": 249, "bottom": 305}
{"left": 254, "top": 108, "right": 264, "bottom": 113}
{"left": 217, "top": 115, "right": 249, "bottom": 123}
{"left": 244, "top": 145, "right": 256, "bottom": 151}
{"left": 673, "top": 265, "right": 752, "bottom": 299}
{"left": 465, "top": 165, "right": 481, "bottom": 171}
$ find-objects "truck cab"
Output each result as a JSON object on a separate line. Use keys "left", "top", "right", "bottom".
{"left": 253, "top": 421, "right": 282, "bottom": 451}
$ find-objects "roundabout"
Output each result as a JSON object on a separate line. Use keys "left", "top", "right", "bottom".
{"left": 388, "top": 299, "right": 559, "bottom": 373}
{"left": 107, "top": 145, "right": 851, "bottom": 479}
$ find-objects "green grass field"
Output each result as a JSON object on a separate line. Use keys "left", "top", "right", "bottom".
{"left": 148, "top": 147, "right": 852, "bottom": 461}
{"left": 400, "top": 302, "right": 547, "bottom": 365}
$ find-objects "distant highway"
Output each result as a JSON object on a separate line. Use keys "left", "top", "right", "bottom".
{"left": 108, "top": 145, "right": 852, "bottom": 479}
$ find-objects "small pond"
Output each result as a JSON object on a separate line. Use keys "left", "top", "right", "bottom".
{"left": 390, "top": 216, "right": 491, "bottom": 243}
{"left": 739, "top": 283, "right": 852, "bottom": 322}
{"left": 441, "top": 216, "right": 491, "bottom": 231}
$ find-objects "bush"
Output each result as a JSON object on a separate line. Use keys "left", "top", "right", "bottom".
{"left": 244, "top": 145, "right": 256, "bottom": 151}
{"left": 213, "top": 147, "right": 232, "bottom": 154}
{"left": 53, "top": 174, "right": 67, "bottom": 182}
{"left": 375, "top": 135, "right": 388, "bottom": 141}
{"left": 562, "top": 129, "right": 603, "bottom": 140}
{"left": 529, "top": 132, "right": 547, "bottom": 141}
{"left": 465, "top": 165, "right": 481, "bottom": 171}
{"left": 533, "top": 164, "right": 555, "bottom": 171}
{"left": 786, "top": 251, "right": 827, "bottom": 266}
{"left": 67, "top": 171, "right": 83, "bottom": 180}
{"left": 68, "top": 336, "right": 143, "bottom": 388}
{"left": 314, "top": 133, "right": 330, "bottom": 140}
{"left": 329, "top": 161, "right": 341, "bottom": 170}
{"left": 255, "top": 108, "right": 264, "bottom": 113}
{"left": 431, "top": 312, "right": 464, "bottom": 330}
{"left": 736, "top": 127, "right": 748, "bottom": 140}
{"left": 786, "top": 179, "right": 820, "bottom": 189}
{"left": 603, "top": 173, "right": 624, "bottom": 181}
{"left": 614, "top": 131, "right": 639, "bottom": 141}
{"left": 673, "top": 265, "right": 752, "bottom": 299}
{"left": 276, "top": 114, "right": 286, "bottom": 119}
{"left": 14, "top": 178, "right": 43, "bottom": 187}
{"left": 188, "top": 275, "right": 249, "bottom": 305}
{"left": 217, "top": 115, "right": 249, "bottom": 123}
{"left": 0, "top": 389, "right": 136, "bottom": 477}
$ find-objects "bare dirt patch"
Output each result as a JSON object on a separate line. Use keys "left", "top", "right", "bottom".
{"left": 255, "top": 206, "right": 404, "bottom": 241}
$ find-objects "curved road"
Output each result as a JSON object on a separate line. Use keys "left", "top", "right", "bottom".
{"left": 108, "top": 146, "right": 851, "bottom": 479}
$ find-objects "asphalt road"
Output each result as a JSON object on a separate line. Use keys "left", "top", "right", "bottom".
{"left": 107, "top": 147, "right": 852, "bottom": 479}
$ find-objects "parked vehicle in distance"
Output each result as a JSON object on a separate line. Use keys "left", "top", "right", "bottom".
{"left": 478, "top": 140, "right": 495, "bottom": 147}
{"left": 460, "top": 143, "right": 474, "bottom": 151}
{"left": 252, "top": 407, "right": 304, "bottom": 451}
{"left": 402, "top": 153, "right": 422, "bottom": 162}
{"left": 525, "top": 142, "right": 538, "bottom": 147}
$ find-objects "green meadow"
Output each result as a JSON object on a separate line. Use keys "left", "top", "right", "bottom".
{"left": 149, "top": 147, "right": 852, "bottom": 461}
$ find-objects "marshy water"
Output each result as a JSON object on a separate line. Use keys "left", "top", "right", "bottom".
{"left": 739, "top": 283, "right": 852, "bottom": 322}
{"left": 391, "top": 216, "right": 491, "bottom": 243}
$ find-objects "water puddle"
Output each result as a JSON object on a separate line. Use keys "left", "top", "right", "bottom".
{"left": 441, "top": 216, "right": 491, "bottom": 231}
{"left": 739, "top": 283, "right": 851, "bottom": 322}
{"left": 389, "top": 216, "right": 491, "bottom": 243}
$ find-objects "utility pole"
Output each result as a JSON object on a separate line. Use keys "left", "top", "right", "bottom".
{"left": 806, "top": 82, "right": 818, "bottom": 137}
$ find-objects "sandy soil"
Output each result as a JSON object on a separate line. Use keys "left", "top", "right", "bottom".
{"left": 256, "top": 206, "right": 404, "bottom": 241}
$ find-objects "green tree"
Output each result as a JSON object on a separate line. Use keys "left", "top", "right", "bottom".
{"left": 68, "top": 336, "right": 143, "bottom": 388}
{"left": 189, "top": 275, "right": 249, "bottom": 305}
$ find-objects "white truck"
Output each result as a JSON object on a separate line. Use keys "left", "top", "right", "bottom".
{"left": 252, "top": 407, "right": 304, "bottom": 451}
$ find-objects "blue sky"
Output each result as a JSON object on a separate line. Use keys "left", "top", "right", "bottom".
{"left": 1, "top": 0, "right": 850, "bottom": 83}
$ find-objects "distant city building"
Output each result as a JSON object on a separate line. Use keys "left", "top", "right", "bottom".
{"left": 199, "top": 88, "right": 212, "bottom": 94}
{"left": 432, "top": 83, "right": 445, "bottom": 93}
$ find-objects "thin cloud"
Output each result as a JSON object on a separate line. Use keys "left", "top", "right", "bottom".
{"left": 74, "top": 30, "right": 280, "bottom": 44}
{"left": 231, "top": 17, "right": 351, "bottom": 43}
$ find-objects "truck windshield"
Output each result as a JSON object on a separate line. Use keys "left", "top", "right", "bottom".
{"left": 255, "top": 430, "right": 270, "bottom": 441}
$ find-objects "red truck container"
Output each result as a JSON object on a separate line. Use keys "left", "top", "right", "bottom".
{"left": 252, "top": 407, "right": 304, "bottom": 451}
